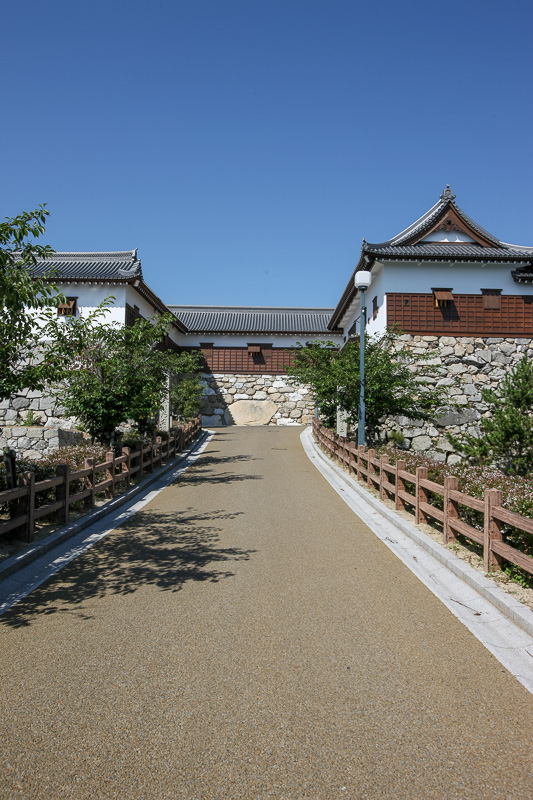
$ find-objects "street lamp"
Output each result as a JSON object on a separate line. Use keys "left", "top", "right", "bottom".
{"left": 354, "top": 269, "right": 372, "bottom": 447}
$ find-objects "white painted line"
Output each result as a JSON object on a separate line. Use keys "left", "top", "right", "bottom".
{"left": 301, "top": 427, "right": 533, "bottom": 694}
{"left": 0, "top": 432, "right": 215, "bottom": 616}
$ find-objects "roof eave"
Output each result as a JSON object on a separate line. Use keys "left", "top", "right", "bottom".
{"left": 369, "top": 253, "right": 532, "bottom": 264}
{"left": 328, "top": 251, "right": 376, "bottom": 330}
{"left": 130, "top": 280, "right": 188, "bottom": 333}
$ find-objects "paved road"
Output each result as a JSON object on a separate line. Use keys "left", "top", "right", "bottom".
{"left": 1, "top": 427, "right": 532, "bottom": 799}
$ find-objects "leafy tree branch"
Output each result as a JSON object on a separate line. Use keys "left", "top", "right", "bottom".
{"left": 288, "top": 331, "right": 445, "bottom": 442}
{"left": 0, "top": 206, "right": 67, "bottom": 401}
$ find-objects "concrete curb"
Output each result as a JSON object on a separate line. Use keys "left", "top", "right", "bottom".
{"left": 0, "top": 430, "right": 208, "bottom": 584}
{"left": 305, "top": 428, "right": 533, "bottom": 638}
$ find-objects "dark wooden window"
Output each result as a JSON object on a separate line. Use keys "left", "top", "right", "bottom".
{"left": 482, "top": 289, "right": 502, "bottom": 310}
{"left": 57, "top": 297, "right": 77, "bottom": 316}
{"left": 432, "top": 288, "right": 454, "bottom": 308}
{"left": 372, "top": 296, "right": 378, "bottom": 319}
{"left": 126, "top": 303, "right": 144, "bottom": 327}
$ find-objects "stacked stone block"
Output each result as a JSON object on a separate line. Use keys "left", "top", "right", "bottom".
{"left": 382, "top": 335, "right": 533, "bottom": 464}
{"left": 199, "top": 374, "right": 314, "bottom": 427}
{"left": 0, "top": 426, "right": 87, "bottom": 460}
{"left": 0, "top": 388, "right": 68, "bottom": 427}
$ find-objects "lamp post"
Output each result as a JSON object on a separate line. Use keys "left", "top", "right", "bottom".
{"left": 354, "top": 269, "right": 372, "bottom": 447}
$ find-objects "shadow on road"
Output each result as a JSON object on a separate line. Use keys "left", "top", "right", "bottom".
{"left": 2, "top": 507, "right": 255, "bottom": 629}
{"left": 175, "top": 452, "right": 263, "bottom": 487}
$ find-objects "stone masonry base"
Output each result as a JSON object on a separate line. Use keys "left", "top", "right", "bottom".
{"left": 381, "top": 334, "right": 533, "bottom": 464}
{"left": 200, "top": 373, "right": 314, "bottom": 427}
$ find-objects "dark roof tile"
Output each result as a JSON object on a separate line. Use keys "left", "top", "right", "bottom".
{"left": 27, "top": 250, "right": 143, "bottom": 281}
{"left": 168, "top": 306, "right": 339, "bottom": 335}
{"left": 365, "top": 243, "right": 533, "bottom": 260}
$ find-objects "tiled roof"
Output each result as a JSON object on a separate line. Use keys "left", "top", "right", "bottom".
{"left": 364, "top": 243, "right": 533, "bottom": 261}
{"left": 168, "top": 306, "right": 339, "bottom": 334}
{"left": 27, "top": 250, "right": 143, "bottom": 281}
{"left": 511, "top": 266, "right": 533, "bottom": 282}
{"left": 329, "top": 186, "right": 533, "bottom": 330}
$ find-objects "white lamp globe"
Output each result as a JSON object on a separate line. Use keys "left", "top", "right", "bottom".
{"left": 354, "top": 270, "right": 372, "bottom": 289}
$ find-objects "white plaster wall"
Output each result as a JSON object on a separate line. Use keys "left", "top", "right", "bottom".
{"left": 421, "top": 231, "right": 476, "bottom": 243}
{"left": 75, "top": 284, "right": 126, "bottom": 324}
{"left": 382, "top": 261, "right": 533, "bottom": 296}
{"left": 33, "top": 283, "right": 126, "bottom": 329}
{"left": 178, "top": 332, "right": 342, "bottom": 348}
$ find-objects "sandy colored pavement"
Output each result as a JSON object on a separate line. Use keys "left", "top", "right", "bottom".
{"left": 0, "top": 426, "right": 532, "bottom": 800}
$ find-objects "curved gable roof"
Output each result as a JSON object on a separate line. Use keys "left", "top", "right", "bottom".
{"left": 329, "top": 187, "right": 533, "bottom": 330}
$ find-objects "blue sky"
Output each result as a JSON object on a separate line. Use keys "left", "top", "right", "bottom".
{"left": 2, "top": 0, "right": 532, "bottom": 308}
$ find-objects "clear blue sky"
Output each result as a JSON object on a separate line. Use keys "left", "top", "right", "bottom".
{"left": 2, "top": 0, "right": 532, "bottom": 308}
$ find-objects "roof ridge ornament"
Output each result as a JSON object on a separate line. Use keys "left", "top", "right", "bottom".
{"left": 440, "top": 184, "right": 456, "bottom": 202}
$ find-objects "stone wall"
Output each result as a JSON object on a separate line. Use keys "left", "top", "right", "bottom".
{"left": 0, "top": 425, "right": 88, "bottom": 460}
{"left": 200, "top": 373, "right": 314, "bottom": 427}
{"left": 381, "top": 335, "right": 532, "bottom": 464}
{"left": 0, "top": 388, "right": 67, "bottom": 428}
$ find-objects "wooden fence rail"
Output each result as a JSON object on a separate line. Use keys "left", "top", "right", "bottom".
{"left": 0, "top": 417, "right": 202, "bottom": 545}
{"left": 312, "top": 418, "right": 533, "bottom": 577}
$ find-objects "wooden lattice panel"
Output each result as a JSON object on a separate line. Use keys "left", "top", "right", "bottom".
{"left": 387, "top": 293, "right": 533, "bottom": 336}
{"left": 199, "top": 347, "right": 296, "bottom": 374}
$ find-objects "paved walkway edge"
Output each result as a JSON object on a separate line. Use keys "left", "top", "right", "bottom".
{"left": 0, "top": 430, "right": 209, "bottom": 584}
{"left": 302, "top": 427, "right": 533, "bottom": 639}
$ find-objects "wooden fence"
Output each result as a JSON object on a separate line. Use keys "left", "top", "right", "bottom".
{"left": 0, "top": 418, "right": 202, "bottom": 544}
{"left": 313, "top": 419, "right": 533, "bottom": 577}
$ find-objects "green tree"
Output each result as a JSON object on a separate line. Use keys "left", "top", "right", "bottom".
{"left": 449, "top": 355, "right": 533, "bottom": 475}
{"left": 0, "top": 206, "right": 66, "bottom": 401}
{"left": 170, "top": 351, "right": 204, "bottom": 422}
{"left": 50, "top": 310, "right": 201, "bottom": 444}
{"left": 286, "top": 341, "right": 340, "bottom": 427}
{"left": 289, "top": 331, "right": 444, "bottom": 442}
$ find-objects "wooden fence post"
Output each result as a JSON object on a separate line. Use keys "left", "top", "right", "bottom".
{"left": 415, "top": 466, "right": 428, "bottom": 525}
{"left": 3, "top": 448, "right": 17, "bottom": 519}
{"left": 349, "top": 443, "right": 357, "bottom": 475}
{"left": 149, "top": 441, "right": 155, "bottom": 473}
{"left": 367, "top": 449, "right": 376, "bottom": 488}
{"left": 379, "top": 455, "right": 389, "bottom": 499}
{"left": 395, "top": 460, "right": 406, "bottom": 510}
{"left": 156, "top": 436, "right": 163, "bottom": 468}
{"left": 484, "top": 488, "right": 504, "bottom": 572}
{"left": 3, "top": 448, "right": 16, "bottom": 489}
{"left": 84, "top": 457, "right": 95, "bottom": 509}
{"left": 357, "top": 445, "right": 364, "bottom": 481}
{"left": 56, "top": 464, "right": 70, "bottom": 525}
{"left": 105, "top": 451, "right": 115, "bottom": 498}
{"left": 444, "top": 476, "right": 459, "bottom": 543}
{"left": 122, "top": 447, "right": 131, "bottom": 488}
{"left": 19, "top": 471, "right": 35, "bottom": 543}
{"left": 135, "top": 442, "right": 143, "bottom": 480}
